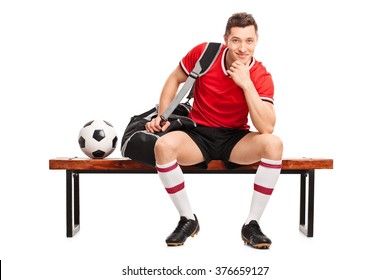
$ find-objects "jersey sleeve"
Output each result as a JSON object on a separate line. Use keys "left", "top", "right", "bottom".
{"left": 253, "top": 67, "right": 275, "bottom": 104}
{"left": 179, "top": 42, "right": 208, "bottom": 75}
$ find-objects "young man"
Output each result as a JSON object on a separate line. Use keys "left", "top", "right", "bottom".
{"left": 145, "top": 12, "right": 283, "bottom": 249}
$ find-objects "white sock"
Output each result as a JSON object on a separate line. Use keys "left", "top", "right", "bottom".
{"left": 245, "top": 158, "right": 282, "bottom": 224}
{"left": 156, "top": 160, "right": 195, "bottom": 220}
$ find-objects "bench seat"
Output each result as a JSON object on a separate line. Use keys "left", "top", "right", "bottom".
{"left": 49, "top": 157, "right": 333, "bottom": 172}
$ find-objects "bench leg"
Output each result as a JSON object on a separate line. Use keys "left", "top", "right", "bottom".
{"left": 299, "top": 170, "right": 315, "bottom": 237}
{"left": 66, "top": 170, "right": 80, "bottom": 237}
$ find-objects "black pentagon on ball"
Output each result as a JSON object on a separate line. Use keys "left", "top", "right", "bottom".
{"left": 104, "top": 120, "right": 113, "bottom": 127}
{"left": 78, "top": 136, "right": 86, "bottom": 148}
{"left": 83, "top": 120, "right": 94, "bottom": 128}
{"left": 92, "top": 150, "right": 105, "bottom": 158}
{"left": 93, "top": 129, "right": 105, "bottom": 142}
{"left": 112, "top": 136, "right": 118, "bottom": 148}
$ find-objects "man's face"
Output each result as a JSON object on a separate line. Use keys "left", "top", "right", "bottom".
{"left": 224, "top": 26, "right": 258, "bottom": 65}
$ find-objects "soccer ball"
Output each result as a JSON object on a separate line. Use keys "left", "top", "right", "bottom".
{"left": 78, "top": 119, "right": 118, "bottom": 159}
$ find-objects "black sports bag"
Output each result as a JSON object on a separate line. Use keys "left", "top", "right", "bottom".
{"left": 120, "top": 102, "right": 196, "bottom": 166}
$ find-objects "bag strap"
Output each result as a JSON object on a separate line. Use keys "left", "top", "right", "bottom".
{"left": 160, "top": 42, "right": 222, "bottom": 122}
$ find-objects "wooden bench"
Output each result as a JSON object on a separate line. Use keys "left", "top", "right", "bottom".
{"left": 49, "top": 157, "right": 333, "bottom": 238}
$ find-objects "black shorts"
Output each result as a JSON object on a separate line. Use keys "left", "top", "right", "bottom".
{"left": 184, "top": 125, "right": 251, "bottom": 169}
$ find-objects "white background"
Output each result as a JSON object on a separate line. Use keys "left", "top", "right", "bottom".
{"left": 1, "top": 0, "right": 390, "bottom": 279}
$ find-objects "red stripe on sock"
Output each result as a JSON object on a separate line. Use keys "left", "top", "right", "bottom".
{"left": 156, "top": 162, "right": 179, "bottom": 173}
{"left": 259, "top": 161, "right": 282, "bottom": 169}
{"left": 166, "top": 182, "right": 185, "bottom": 194}
{"left": 254, "top": 183, "right": 274, "bottom": 195}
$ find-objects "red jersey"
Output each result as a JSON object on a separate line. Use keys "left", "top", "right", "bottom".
{"left": 180, "top": 42, "right": 274, "bottom": 130}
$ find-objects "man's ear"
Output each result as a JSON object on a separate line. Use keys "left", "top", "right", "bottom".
{"left": 223, "top": 35, "right": 228, "bottom": 44}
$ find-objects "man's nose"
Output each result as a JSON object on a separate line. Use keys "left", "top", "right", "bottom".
{"left": 238, "top": 42, "right": 247, "bottom": 52}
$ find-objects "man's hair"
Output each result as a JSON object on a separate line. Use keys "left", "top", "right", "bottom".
{"left": 224, "top": 12, "right": 258, "bottom": 38}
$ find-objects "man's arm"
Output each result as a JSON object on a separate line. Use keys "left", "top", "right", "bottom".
{"left": 242, "top": 85, "right": 276, "bottom": 134}
{"left": 227, "top": 60, "right": 276, "bottom": 134}
{"left": 145, "top": 65, "right": 188, "bottom": 133}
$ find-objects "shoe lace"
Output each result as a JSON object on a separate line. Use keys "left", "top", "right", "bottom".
{"left": 173, "top": 218, "right": 194, "bottom": 235}
{"left": 246, "top": 221, "right": 263, "bottom": 236}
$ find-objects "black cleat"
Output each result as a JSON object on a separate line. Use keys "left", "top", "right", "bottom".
{"left": 165, "top": 214, "right": 199, "bottom": 246}
{"left": 241, "top": 220, "right": 272, "bottom": 249}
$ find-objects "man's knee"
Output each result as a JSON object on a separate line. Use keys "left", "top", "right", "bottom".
{"left": 262, "top": 134, "right": 283, "bottom": 159}
{"left": 154, "top": 136, "right": 174, "bottom": 160}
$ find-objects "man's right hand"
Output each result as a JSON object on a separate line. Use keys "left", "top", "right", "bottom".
{"left": 145, "top": 116, "right": 171, "bottom": 133}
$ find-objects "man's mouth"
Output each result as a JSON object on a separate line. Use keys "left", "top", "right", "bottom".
{"left": 237, "top": 53, "right": 248, "bottom": 59}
